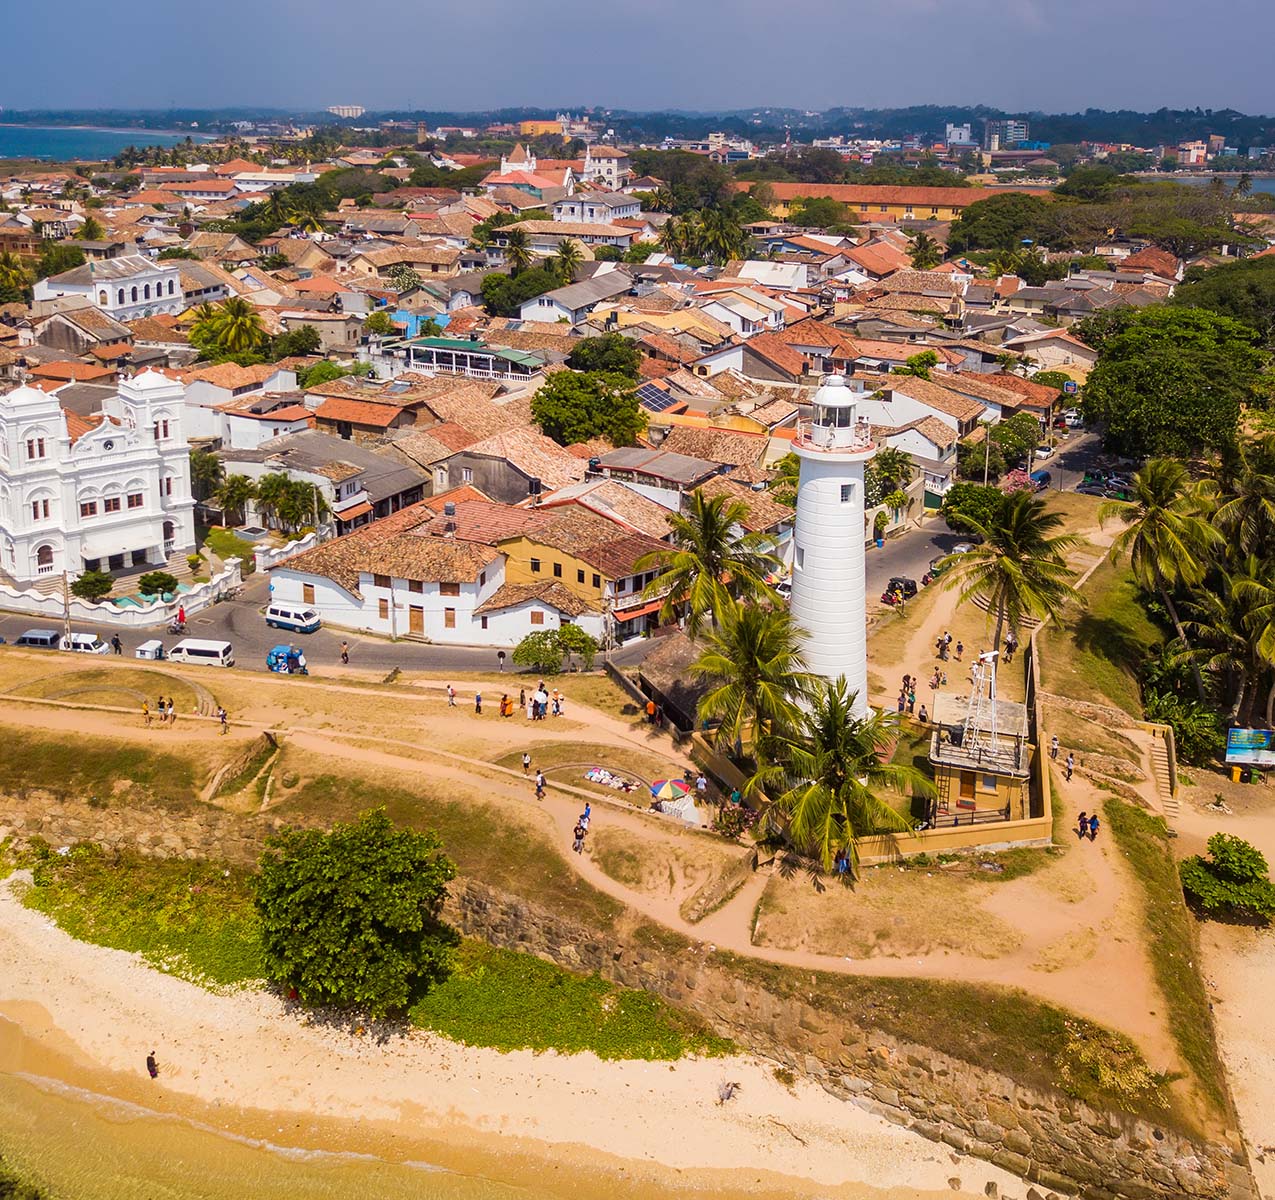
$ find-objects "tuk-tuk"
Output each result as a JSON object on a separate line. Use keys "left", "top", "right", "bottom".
{"left": 266, "top": 644, "right": 308, "bottom": 675}
{"left": 135, "top": 639, "right": 165, "bottom": 661}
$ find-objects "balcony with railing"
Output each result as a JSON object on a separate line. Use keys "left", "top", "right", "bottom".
{"left": 793, "top": 416, "right": 875, "bottom": 455}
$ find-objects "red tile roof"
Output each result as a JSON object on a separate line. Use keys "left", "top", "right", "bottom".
{"left": 749, "top": 183, "right": 1048, "bottom": 208}
{"left": 314, "top": 398, "right": 413, "bottom": 429}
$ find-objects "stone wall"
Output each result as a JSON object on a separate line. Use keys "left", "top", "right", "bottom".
{"left": 447, "top": 880, "right": 1256, "bottom": 1200}
{"left": 0, "top": 794, "right": 1254, "bottom": 1200}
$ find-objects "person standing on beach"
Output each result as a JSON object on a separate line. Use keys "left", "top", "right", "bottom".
{"left": 146, "top": 1051, "right": 158, "bottom": 1079}
{"left": 474, "top": 691, "right": 482, "bottom": 715}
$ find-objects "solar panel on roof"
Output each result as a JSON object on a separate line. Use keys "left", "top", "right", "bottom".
{"left": 636, "top": 383, "right": 677, "bottom": 413}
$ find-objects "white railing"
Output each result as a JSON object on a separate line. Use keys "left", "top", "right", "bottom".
{"left": 0, "top": 558, "right": 244, "bottom": 629}
{"left": 794, "top": 419, "right": 875, "bottom": 454}
{"left": 163, "top": 540, "right": 175, "bottom": 555}
{"left": 35, "top": 563, "right": 55, "bottom": 576}
{"left": 253, "top": 529, "right": 327, "bottom": 573}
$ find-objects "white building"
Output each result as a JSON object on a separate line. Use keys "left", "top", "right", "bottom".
{"left": 0, "top": 370, "right": 196, "bottom": 586}
{"left": 551, "top": 193, "right": 641, "bottom": 224}
{"left": 32, "top": 254, "right": 184, "bottom": 322}
{"left": 787, "top": 375, "right": 875, "bottom": 717}
{"left": 582, "top": 145, "right": 632, "bottom": 188}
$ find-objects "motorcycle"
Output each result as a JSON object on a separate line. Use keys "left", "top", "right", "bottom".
{"left": 168, "top": 620, "right": 187, "bottom": 635}
{"left": 881, "top": 589, "right": 905, "bottom": 606}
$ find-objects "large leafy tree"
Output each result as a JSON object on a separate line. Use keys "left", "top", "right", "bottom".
{"left": 530, "top": 370, "right": 645, "bottom": 447}
{"left": 636, "top": 491, "right": 781, "bottom": 635}
{"left": 1082, "top": 307, "right": 1269, "bottom": 458}
{"left": 256, "top": 809, "right": 458, "bottom": 1016}
{"left": 941, "top": 482, "right": 1004, "bottom": 533}
{"left": 36, "top": 242, "right": 86, "bottom": 279}
{"left": 943, "top": 490, "right": 1081, "bottom": 654}
{"left": 480, "top": 266, "right": 559, "bottom": 317}
{"left": 691, "top": 601, "right": 814, "bottom": 761}
{"left": 947, "top": 193, "right": 1057, "bottom": 252}
{"left": 1173, "top": 255, "right": 1275, "bottom": 345}
{"left": 1180, "top": 833, "right": 1275, "bottom": 921}
{"left": 565, "top": 333, "right": 642, "bottom": 379}
{"left": 1099, "top": 458, "right": 1219, "bottom": 700}
{"left": 754, "top": 677, "right": 933, "bottom": 878}
{"left": 0, "top": 251, "right": 31, "bottom": 303}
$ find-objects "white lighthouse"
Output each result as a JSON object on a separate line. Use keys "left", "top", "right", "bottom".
{"left": 788, "top": 375, "right": 876, "bottom": 717}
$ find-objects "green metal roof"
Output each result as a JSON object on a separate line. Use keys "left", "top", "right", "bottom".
{"left": 410, "top": 336, "right": 495, "bottom": 351}
{"left": 409, "top": 337, "right": 546, "bottom": 368}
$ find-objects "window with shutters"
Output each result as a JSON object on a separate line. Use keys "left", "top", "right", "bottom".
{"left": 440, "top": 581, "right": 460, "bottom": 596}
{"left": 444, "top": 608, "right": 456, "bottom": 628}
{"left": 303, "top": 583, "right": 315, "bottom": 604}
{"left": 103, "top": 497, "right": 121, "bottom": 513}
{"left": 26, "top": 438, "right": 45, "bottom": 460}
{"left": 530, "top": 610, "right": 544, "bottom": 625}
{"left": 373, "top": 574, "right": 390, "bottom": 588}
{"left": 127, "top": 493, "right": 143, "bottom": 508}
{"left": 80, "top": 501, "right": 97, "bottom": 518}
{"left": 408, "top": 579, "right": 423, "bottom": 593}
{"left": 480, "top": 616, "right": 489, "bottom": 629}
{"left": 31, "top": 499, "right": 49, "bottom": 521}
{"left": 378, "top": 598, "right": 389, "bottom": 619}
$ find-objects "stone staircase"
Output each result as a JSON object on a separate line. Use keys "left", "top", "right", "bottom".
{"left": 1148, "top": 733, "right": 1179, "bottom": 820}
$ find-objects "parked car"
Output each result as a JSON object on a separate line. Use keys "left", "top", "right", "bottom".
{"left": 265, "top": 603, "right": 321, "bottom": 634}
{"left": 1062, "top": 408, "right": 1084, "bottom": 427}
{"left": 886, "top": 576, "right": 918, "bottom": 599}
{"left": 773, "top": 578, "right": 791, "bottom": 600}
{"left": 60, "top": 633, "right": 111, "bottom": 655}
{"left": 1029, "top": 469, "right": 1052, "bottom": 491}
{"left": 168, "top": 638, "right": 234, "bottom": 667}
{"left": 15, "top": 629, "right": 60, "bottom": 649}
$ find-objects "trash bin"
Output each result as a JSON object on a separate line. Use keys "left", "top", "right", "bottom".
{"left": 1231, "top": 765, "right": 1244, "bottom": 783}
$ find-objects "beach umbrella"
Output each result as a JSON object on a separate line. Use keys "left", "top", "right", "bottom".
{"left": 651, "top": 778, "right": 691, "bottom": 800}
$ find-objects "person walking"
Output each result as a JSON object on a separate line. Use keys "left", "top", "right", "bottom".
{"left": 580, "top": 802, "right": 591, "bottom": 829}
{"left": 519, "top": 687, "right": 526, "bottom": 709}
{"left": 1088, "top": 812, "right": 1100, "bottom": 841}
{"left": 1050, "top": 735, "right": 1059, "bottom": 761}
{"left": 146, "top": 1051, "right": 159, "bottom": 1080}
{"left": 111, "top": 634, "right": 123, "bottom": 655}
{"left": 534, "top": 770, "right": 546, "bottom": 800}
{"left": 955, "top": 641, "right": 964, "bottom": 662}
{"left": 572, "top": 821, "right": 586, "bottom": 854}
{"left": 142, "top": 700, "right": 151, "bottom": 728}
{"left": 218, "top": 706, "right": 228, "bottom": 735}
{"left": 340, "top": 641, "right": 349, "bottom": 665}
{"left": 521, "top": 752, "right": 531, "bottom": 775}
{"left": 167, "top": 698, "right": 176, "bottom": 726}
{"left": 474, "top": 691, "right": 482, "bottom": 715}
{"left": 1077, "top": 811, "right": 1088, "bottom": 840}
{"left": 1065, "top": 752, "right": 1074, "bottom": 782}
{"left": 695, "top": 772, "right": 708, "bottom": 799}
{"left": 447, "top": 684, "right": 456, "bottom": 707}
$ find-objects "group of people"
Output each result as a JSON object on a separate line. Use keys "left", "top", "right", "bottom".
{"left": 525, "top": 684, "right": 563, "bottom": 720}
{"left": 1075, "top": 810, "right": 1101, "bottom": 841}
{"left": 572, "top": 803, "right": 592, "bottom": 854}
{"left": 896, "top": 675, "right": 918, "bottom": 716}
{"left": 141, "top": 696, "right": 179, "bottom": 727}
{"left": 644, "top": 699, "right": 666, "bottom": 727}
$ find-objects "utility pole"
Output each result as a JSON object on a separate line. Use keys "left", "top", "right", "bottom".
{"left": 61, "top": 570, "right": 71, "bottom": 647}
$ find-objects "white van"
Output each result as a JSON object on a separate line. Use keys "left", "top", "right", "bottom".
{"left": 265, "top": 603, "right": 321, "bottom": 634}
{"left": 168, "top": 638, "right": 234, "bottom": 667}
{"left": 61, "top": 632, "right": 111, "bottom": 655}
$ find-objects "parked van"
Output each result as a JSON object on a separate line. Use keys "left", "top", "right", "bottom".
{"left": 1029, "top": 469, "right": 1052, "bottom": 492}
{"left": 168, "top": 638, "right": 234, "bottom": 667}
{"left": 15, "top": 629, "right": 60, "bottom": 649}
{"left": 265, "top": 603, "right": 321, "bottom": 634}
{"left": 61, "top": 632, "right": 111, "bottom": 655}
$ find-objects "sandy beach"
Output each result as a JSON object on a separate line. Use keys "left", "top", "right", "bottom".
{"left": 0, "top": 874, "right": 1024, "bottom": 1200}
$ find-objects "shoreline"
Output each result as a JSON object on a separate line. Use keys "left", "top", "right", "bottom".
{"left": 0, "top": 876, "right": 1020, "bottom": 1199}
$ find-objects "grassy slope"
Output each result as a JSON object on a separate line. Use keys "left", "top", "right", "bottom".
{"left": 1039, "top": 557, "right": 1162, "bottom": 716}
{"left": 17, "top": 846, "right": 726, "bottom": 1062}
{"left": 1103, "top": 799, "right": 1229, "bottom": 1120}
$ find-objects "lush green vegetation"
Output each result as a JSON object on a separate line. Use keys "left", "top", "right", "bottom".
{"left": 202, "top": 525, "right": 257, "bottom": 569}
{"left": 511, "top": 626, "right": 599, "bottom": 673}
{"left": 1103, "top": 799, "right": 1228, "bottom": 1118}
{"left": 565, "top": 333, "right": 642, "bottom": 379}
{"left": 530, "top": 370, "right": 646, "bottom": 447}
{"left": 409, "top": 940, "right": 731, "bottom": 1059}
{"left": 1180, "top": 833, "right": 1275, "bottom": 920}
{"left": 22, "top": 844, "right": 265, "bottom": 988}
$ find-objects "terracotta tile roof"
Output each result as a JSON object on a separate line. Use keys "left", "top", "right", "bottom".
{"left": 351, "top": 244, "right": 461, "bottom": 268}
{"left": 659, "top": 426, "right": 769, "bottom": 467}
{"left": 1119, "top": 247, "right": 1179, "bottom": 278}
{"left": 280, "top": 513, "right": 498, "bottom": 594}
{"left": 536, "top": 478, "right": 674, "bottom": 540}
{"left": 975, "top": 372, "right": 1059, "bottom": 408}
{"left": 844, "top": 241, "right": 912, "bottom": 277}
{"left": 736, "top": 330, "right": 807, "bottom": 379}
{"left": 474, "top": 580, "right": 599, "bottom": 617}
{"left": 510, "top": 504, "right": 669, "bottom": 578}
{"left": 456, "top": 427, "right": 587, "bottom": 490}
{"left": 63, "top": 410, "right": 106, "bottom": 445}
{"left": 184, "top": 362, "right": 281, "bottom": 389}
{"left": 89, "top": 341, "right": 134, "bottom": 360}
{"left": 693, "top": 475, "right": 791, "bottom": 533}
{"left": 29, "top": 361, "right": 115, "bottom": 382}
{"left": 415, "top": 499, "right": 548, "bottom": 545}
{"left": 313, "top": 397, "right": 413, "bottom": 429}
{"left": 879, "top": 415, "right": 958, "bottom": 450}
{"left": 776, "top": 317, "right": 859, "bottom": 357}
{"left": 878, "top": 375, "right": 986, "bottom": 423}
{"left": 747, "top": 396, "right": 800, "bottom": 427}
{"left": 506, "top": 220, "right": 636, "bottom": 239}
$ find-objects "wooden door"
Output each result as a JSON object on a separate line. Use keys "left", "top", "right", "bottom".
{"left": 303, "top": 583, "right": 315, "bottom": 605}
{"left": 409, "top": 606, "right": 425, "bottom": 634}
{"left": 959, "top": 771, "right": 976, "bottom": 800}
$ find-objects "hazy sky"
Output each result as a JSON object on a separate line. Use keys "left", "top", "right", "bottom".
{"left": 4, "top": 0, "right": 1273, "bottom": 115}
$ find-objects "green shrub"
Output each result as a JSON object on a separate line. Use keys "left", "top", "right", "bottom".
{"left": 137, "top": 570, "right": 179, "bottom": 597}
{"left": 1180, "top": 833, "right": 1275, "bottom": 921}
{"left": 1142, "top": 691, "right": 1224, "bottom": 764}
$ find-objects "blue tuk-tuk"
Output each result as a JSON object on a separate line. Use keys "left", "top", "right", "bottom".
{"left": 266, "top": 644, "right": 308, "bottom": 675}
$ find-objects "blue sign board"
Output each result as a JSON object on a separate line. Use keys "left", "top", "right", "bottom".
{"left": 1063, "top": 380, "right": 1079, "bottom": 395}
{"left": 1225, "top": 727, "right": 1275, "bottom": 765}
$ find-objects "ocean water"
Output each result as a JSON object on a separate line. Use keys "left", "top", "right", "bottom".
{"left": 1171, "top": 173, "right": 1275, "bottom": 195}
{"left": 0, "top": 124, "right": 208, "bottom": 162}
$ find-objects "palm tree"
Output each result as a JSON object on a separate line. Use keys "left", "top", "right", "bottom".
{"left": 908, "top": 231, "right": 942, "bottom": 270}
{"left": 754, "top": 677, "right": 933, "bottom": 878}
{"left": 1215, "top": 433, "right": 1275, "bottom": 558}
{"left": 637, "top": 491, "right": 782, "bottom": 635}
{"left": 869, "top": 446, "right": 914, "bottom": 494}
{"left": 1183, "top": 564, "right": 1260, "bottom": 720}
{"left": 658, "top": 218, "right": 685, "bottom": 258}
{"left": 254, "top": 472, "right": 292, "bottom": 528}
{"left": 554, "top": 237, "right": 583, "bottom": 283}
{"left": 1099, "top": 458, "right": 1219, "bottom": 700}
{"left": 198, "top": 297, "right": 264, "bottom": 356}
{"left": 189, "top": 449, "right": 225, "bottom": 501}
{"left": 214, "top": 474, "right": 257, "bottom": 526}
{"left": 691, "top": 601, "right": 814, "bottom": 760}
{"left": 944, "top": 490, "right": 1082, "bottom": 656}
{"left": 503, "top": 228, "right": 534, "bottom": 274}
{"left": 0, "top": 251, "right": 31, "bottom": 300}
{"left": 650, "top": 187, "right": 675, "bottom": 213}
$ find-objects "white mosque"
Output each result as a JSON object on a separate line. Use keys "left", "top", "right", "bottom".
{"left": 787, "top": 375, "right": 877, "bottom": 717}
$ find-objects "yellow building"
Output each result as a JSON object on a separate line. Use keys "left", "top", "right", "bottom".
{"left": 753, "top": 182, "right": 1050, "bottom": 223}
{"left": 927, "top": 688, "right": 1036, "bottom": 825}
{"left": 519, "top": 120, "right": 562, "bottom": 138}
